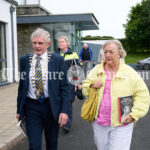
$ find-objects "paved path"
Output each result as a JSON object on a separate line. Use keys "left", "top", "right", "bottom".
{"left": 8, "top": 97, "right": 150, "bottom": 150}
{"left": 0, "top": 83, "right": 24, "bottom": 150}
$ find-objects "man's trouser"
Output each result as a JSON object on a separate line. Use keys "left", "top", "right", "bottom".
{"left": 82, "top": 60, "right": 92, "bottom": 78}
{"left": 25, "top": 97, "right": 59, "bottom": 150}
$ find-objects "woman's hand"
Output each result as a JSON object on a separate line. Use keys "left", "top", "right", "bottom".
{"left": 91, "top": 81, "right": 103, "bottom": 89}
{"left": 123, "top": 114, "right": 134, "bottom": 124}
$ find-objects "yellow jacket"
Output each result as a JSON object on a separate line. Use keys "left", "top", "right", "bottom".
{"left": 82, "top": 61, "right": 150, "bottom": 126}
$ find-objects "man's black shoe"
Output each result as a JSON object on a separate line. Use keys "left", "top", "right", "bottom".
{"left": 63, "top": 126, "right": 70, "bottom": 133}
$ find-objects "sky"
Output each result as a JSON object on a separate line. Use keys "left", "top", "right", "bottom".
{"left": 41, "top": 0, "right": 142, "bottom": 39}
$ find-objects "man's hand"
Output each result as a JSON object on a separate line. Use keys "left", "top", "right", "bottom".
{"left": 58, "top": 113, "right": 68, "bottom": 127}
{"left": 16, "top": 114, "right": 20, "bottom": 122}
{"left": 79, "top": 61, "right": 83, "bottom": 66}
{"left": 76, "top": 84, "right": 82, "bottom": 90}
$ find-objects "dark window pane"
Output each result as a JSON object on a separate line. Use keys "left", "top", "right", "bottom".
{"left": 0, "top": 61, "right": 6, "bottom": 82}
{"left": 0, "top": 22, "right": 7, "bottom": 83}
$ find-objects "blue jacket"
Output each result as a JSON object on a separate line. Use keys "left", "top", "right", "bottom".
{"left": 17, "top": 52, "right": 70, "bottom": 121}
{"left": 79, "top": 47, "right": 93, "bottom": 61}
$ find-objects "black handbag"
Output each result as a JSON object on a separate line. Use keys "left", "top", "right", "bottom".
{"left": 75, "top": 88, "right": 84, "bottom": 100}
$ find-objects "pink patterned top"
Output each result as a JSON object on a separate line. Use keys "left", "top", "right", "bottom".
{"left": 97, "top": 67, "right": 111, "bottom": 126}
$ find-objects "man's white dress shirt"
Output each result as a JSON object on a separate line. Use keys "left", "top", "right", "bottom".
{"left": 27, "top": 51, "right": 48, "bottom": 99}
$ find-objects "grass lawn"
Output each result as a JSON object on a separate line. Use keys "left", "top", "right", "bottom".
{"left": 125, "top": 53, "right": 149, "bottom": 64}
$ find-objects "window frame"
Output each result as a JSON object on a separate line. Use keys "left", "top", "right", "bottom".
{"left": 0, "top": 22, "right": 7, "bottom": 85}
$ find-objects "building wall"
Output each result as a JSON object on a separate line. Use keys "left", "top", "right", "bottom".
{"left": 17, "top": 24, "right": 40, "bottom": 64}
{"left": 0, "top": 0, "right": 18, "bottom": 84}
{"left": 17, "top": 0, "right": 39, "bottom": 5}
{"left": 17, "top": 0, "right": 50, "bottom": 8}
{"left": 16, "top": 5, "right": 83, "bottom": 67}
{"left": 25, "top": 0, "right": 39, "bottom": 4}
{"left": 17, "top": 5, "right": 50, "bottom": 15}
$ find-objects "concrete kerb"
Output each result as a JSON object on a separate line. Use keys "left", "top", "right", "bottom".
{"left": 0, "top": 83, "right": 25, "bottom": 150}
{"left": 0, "top": 133, "right": 25, "bottom": 150}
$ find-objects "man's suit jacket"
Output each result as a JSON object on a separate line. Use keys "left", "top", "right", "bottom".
{"left": 17, "top": 52, "right": 70, "bottom": 121}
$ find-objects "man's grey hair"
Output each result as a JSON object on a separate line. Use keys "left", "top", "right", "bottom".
{"left": 102, "top": 40, "right": 126, "bottom": 58}
{"left": 31, "top": 28, "right": 51, "bottom": 43}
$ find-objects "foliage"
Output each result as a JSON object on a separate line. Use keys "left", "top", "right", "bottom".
{"left": 81, "top": 35, "right": 114, "bottom": 40}
{"left": 125, "top": 52, "right": 149, "bottom": 64}
{"left": 118, "top": 38, "right": 130, "bottom": 52}
{"left": 124, "top": 0, "right": 150, "bottom": 53}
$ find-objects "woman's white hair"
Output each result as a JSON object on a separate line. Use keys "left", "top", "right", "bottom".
{"left": 57, "top": 36, "right": 70, "bottom": 46}
{"left": 31, "top": 28, "right": 51, "bottom": 43}
{"left": 102, "top": 40, "right": 126, "bottom": 58}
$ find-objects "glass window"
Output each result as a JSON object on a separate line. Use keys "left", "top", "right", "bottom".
{"left": 0, "top": 22, "right": 7, "bottom": 83}
{"left": 41, "top": 23, "right": 72, "bottom": 52}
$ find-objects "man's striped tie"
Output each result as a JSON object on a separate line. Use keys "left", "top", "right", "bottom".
{"left": 35, "top": 56, "right": 45, "bottom": 102}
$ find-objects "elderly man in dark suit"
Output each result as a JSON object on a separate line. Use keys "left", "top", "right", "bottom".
{"left": 16, "top": 28, "right": 70, "bottom": 150}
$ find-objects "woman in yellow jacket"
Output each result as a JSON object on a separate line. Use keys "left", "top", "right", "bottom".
{"left": 82, "top": 40, "right": 150, "bottom": 150}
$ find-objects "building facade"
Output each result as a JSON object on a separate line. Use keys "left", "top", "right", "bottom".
{"left": 17, "top": 0, "right": 99, "bottom": 62}
{"left": 0, "top": 0, "right": 18, "bottom": 85}
{"left": 0, "top": 0, "right": 99, "bottom": 85}
{"left": 17, "top": 8, "right": 99, "bottom": 63}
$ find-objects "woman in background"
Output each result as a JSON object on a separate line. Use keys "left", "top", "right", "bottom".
{"left": 56, "top": 36, "right": 81, "bottom": 133}
{"left": 98, "top": 49, "right": 104, "bottom": 64}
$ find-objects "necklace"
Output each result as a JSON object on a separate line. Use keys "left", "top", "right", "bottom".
{"left": 29, "top": 52, "right": 52, "bottom": 90}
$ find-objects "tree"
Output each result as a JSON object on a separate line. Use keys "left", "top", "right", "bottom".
{"left": 81, "top": 35, "right": 114, "bottom": 40}
{"left": 124, "top": 0, "right": 150, "bottom": 52}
